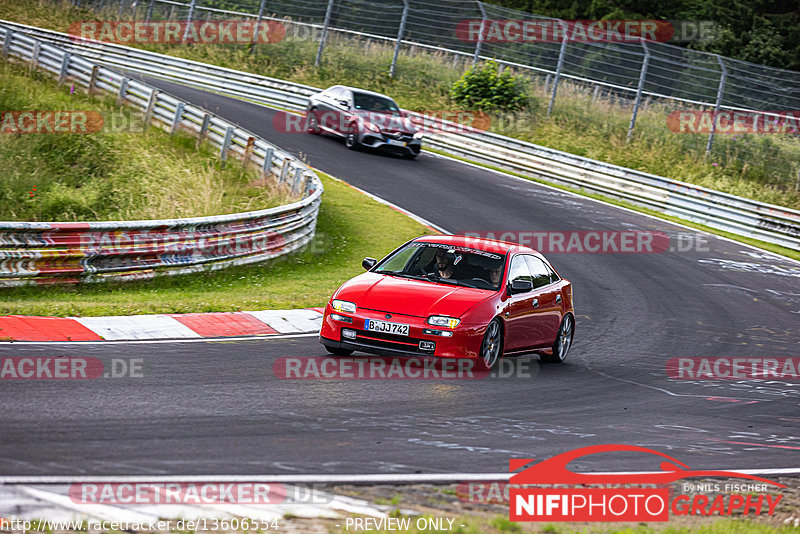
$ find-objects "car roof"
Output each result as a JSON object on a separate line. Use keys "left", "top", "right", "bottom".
{"left": 413, "top": 235, "right": 537, "bottom": 256}
{"left": 324, "top": 85, "right": 394, "bottom": 100}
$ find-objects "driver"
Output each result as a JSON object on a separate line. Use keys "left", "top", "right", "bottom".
{"left": 431, "top": 248, "right": 456, "bottom": 279}
{"left": 488, "top": 265, "right": 503, "bottom": 287}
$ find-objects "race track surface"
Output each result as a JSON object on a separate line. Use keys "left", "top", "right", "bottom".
{"left": 2, "top": 78, "right": 799, "bottom": 476}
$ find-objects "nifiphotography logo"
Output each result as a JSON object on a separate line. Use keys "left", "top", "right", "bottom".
{"left": 509, "top": 444, "right": 784, "bottom": 522}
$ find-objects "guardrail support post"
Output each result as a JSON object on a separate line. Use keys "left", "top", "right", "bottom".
{"left": 705, "top": 55, "right": 727, "bottom": 158}
{"left": 291, "top": 167, "right": 303, "bottom": 195}
{"left": 143, "top": 89, "right": 159, "bottom": 125}
{"left": 314, "top": 0, "right": 335, "bottom": 67}
{"left": 30, "top": 41, "right": 40, "bottom": 70}
{"left": 220, "top": 126, "right": 234, "bottom": 168}
{"left": 547, "top": 21, "right": 568, "bottom": 117}
{"left": 243, "top": 136, "right": 256, "bottom": 167}
{"left": 88, "top": 65, "right": 100, "bottom": 94}
{"left": 390, "top": 0, "right": 409, "bottom": 77}
{"left": 626, "top": 40, "right": 650, "bottom": 144}
{"left": 472, "top": 1, "right": 486, "bottom": 66}
{"left": 58, "top": 53, "right": 71, "bottom": 85}
{"left": 279, "top": 158, "right": 291, "bottom": 183}
{"left": 117, "top": 77, "right": 129, "bottom": 104}
{"left": 2, "top": 29, "right": 13, "bottom": 60}
{"left": 170, "top": 102, "right": 185, "bottom": 135}
{"left": 261, "top": 147, "right": 274, "bottom": 177}
{"left": 196, "top": 113, "right": 210, "bottom": 148}
{"left": 250, "top": 0, "right": 268, "bottom": 55}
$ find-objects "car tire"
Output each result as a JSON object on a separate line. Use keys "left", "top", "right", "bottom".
{"left": 542, "top": 314, "right": 574, "bottom": 363}
{"left": 325, "top": 346, "right": 354, "bottom": 357}
{"left": 345, "top": 125, "right": 359, "bottom": 150}
{"left": 480, "top": 318, "right": 503, "bottom": 370}
{"left": 306, "top": 109, "right": 320, "bottom": 134}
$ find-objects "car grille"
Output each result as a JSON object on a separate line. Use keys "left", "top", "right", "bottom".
{"left": 354, "top": 329, "right": 429, "bottom": 354}
{"left": 383, "top": 131, "right": 414, "bottom": 142}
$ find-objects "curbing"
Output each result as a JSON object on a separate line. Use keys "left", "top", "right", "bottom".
{"left": 0, "top": 309, "right": 324, "bottom": 342}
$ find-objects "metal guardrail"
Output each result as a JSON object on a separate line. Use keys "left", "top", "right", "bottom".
{"left": 0, "top": 23, "right": 323, "bottom": 286}
{"left": 2, "top": 20, "right": 799, "bottom": 252}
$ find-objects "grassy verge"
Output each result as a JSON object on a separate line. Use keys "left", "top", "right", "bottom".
{"left": 1, "top": 0, "right": 799, "bottom": 210}
{"left": 0, "top": 59, "right": 289, "bottom": 221}
{"left": 0, "top": 172, "right": 430, "bottom": 316}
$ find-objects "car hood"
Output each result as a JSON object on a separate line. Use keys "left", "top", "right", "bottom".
{"left": 354, "top": 111, "right": 417, "bottom": 134}
{"left": 334, "top": 272, "right": 491, "bottom": 318}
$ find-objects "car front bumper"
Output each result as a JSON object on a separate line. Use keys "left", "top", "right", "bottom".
{"left": 319, "top": 305, "right": 484, "bottom": 359}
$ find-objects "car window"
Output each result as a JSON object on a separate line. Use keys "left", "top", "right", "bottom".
{"left": 524, "top": 255, "right": 553, "bottom": 288}
{"left": 375, "top": 246, "right": 418, "bottom": 273}
{"left": 508, "top": 255, "right": 533, "bottom": 285}
{"left": 353, "top": 93, "right": 400, "bottom": 113}
{"left": 545, "top": 261, "right": 560, "bottom": 284}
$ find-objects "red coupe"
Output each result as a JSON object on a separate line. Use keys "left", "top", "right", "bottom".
{"left": 319, "top": 235, "right": 575, "bottom": 368}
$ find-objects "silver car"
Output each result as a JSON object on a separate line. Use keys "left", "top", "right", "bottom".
{"left": 305, "top": 85, "right": 422, "bottom": 159}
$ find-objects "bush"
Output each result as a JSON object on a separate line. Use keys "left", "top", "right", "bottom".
{"left": 451, "top": 60, "right": 530, "bottom": 112}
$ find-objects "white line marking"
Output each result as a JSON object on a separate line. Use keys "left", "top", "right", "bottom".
{"left": 0, "top": 332, "right": 319, "bottom": 345}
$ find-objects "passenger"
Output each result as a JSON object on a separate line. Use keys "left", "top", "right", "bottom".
{"left": 488, "top": 265, "right": 503, "bottom": 287}
{"left": 432, "top": 248, "right": 456, "bottom": 279}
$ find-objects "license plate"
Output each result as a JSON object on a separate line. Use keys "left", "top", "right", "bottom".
{"left": 387, "top": 139, "right": 407, "bottom": 147}
{"left": 364, "top": 319, "right": 409, "bottom": 336}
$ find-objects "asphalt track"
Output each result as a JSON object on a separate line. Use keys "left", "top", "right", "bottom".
{"left": 2, "top": 78, "right": 800, "bottom": 476}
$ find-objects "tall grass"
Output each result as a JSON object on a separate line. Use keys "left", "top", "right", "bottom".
{"left": 0, "top": 60, "right": 289, "bottom": 221}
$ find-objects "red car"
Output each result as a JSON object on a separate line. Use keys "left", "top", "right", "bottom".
{"left": 319, "top": 235, "right": 575, "bottom": 368}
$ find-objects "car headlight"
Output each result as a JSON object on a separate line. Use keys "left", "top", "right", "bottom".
{"left": 427, "top": 316, "right": 460, "bottom": 328}
{"left": 413, "top": 131, "right": 424, "bottom": 140}
{"left": 364, "top": 122, "right": 381, "bottom": 133}
{"left": 331, "top": 299, "right": 357, "bottom": 314}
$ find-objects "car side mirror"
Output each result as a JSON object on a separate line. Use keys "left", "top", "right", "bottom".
{"left": 509, "top": 279, "right": 533, "bottom": 294}
{"left": 362, "top": 257, "right": 377, "bottom": 270}
{"left": 338, "top": 99, "right": 350, "bottom": 108}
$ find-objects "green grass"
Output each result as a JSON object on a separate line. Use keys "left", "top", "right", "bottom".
{"left": 0, "top": 59, "right": 290, "bottom": 221}
{"left": 0, "top": 172, "right": 431, "bottom": 316}
{"left": 1, "top": 0, "right": 798, "bottom": 210}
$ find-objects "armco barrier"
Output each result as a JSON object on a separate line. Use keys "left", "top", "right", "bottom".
{"left": 2, "top": 20, "right": 798, "bottom": 252}
{"left": 0, "top": 24, "right": 322, "bottom": 286}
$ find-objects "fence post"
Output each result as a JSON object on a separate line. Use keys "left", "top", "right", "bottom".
{"left": 314, "top": 0, "right": 335, "bottom": 67}
{"left": 58, "top": 53, "right": 71, "bottom": 85}
{"left": 243, "top": 136, "right": 256, "bottom": 167}
{"left": 183, "top": 0, "right": 197, "bottom": 42}
{"left": 261, "top": 147, "right": 274, "bottom": 177}
{"left": 196, "top": 113, "right": 210, "bottom": 148}
{"left": 472, "top": 1, "right": 486, "bottom": 66}
{"left": 547, "top": 20, "right": 568, "bottom": 116}
{"left": 143, "top": 89, "right": 158, "bottom": 125}
{"left": 705, "top": 55, "right": 727, "bottom": 158}
{"left": 146, "top": 0, "right": 155, "bottom": 22}
{"left": 117, "top": 77, "right": 129, "bottom": 104}
{"left": 250, "top": 0, "right": 268, "bottom": 54}
{"left": 170, "top": 102, "right": 185, "bottom": 135}
{"left": 31, "top": 40, "right": 40, "bottom": 70}
{"left": 88, "top": 65, "right": 100, "bottom": 94}
{"left": 220, "top": 126, "right": 234, "bottom": 167}
{"left": 117, "top": 0, "right": 125, "bottom": 20}
{"left": 626, "top": 40, "right": 650, "bottom": 143}
{"left": 2, "top": 29, "right": 12, "bottom": 60}
{"left": 389, "top": 0, "right": 409, "bottom": 77}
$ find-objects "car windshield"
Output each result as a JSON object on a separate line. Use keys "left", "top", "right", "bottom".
{"left": 353, "top": 93, "right": 401, "bottom": 114}
{"left": 374, "top": 242, "right": 506, "bottom": 290}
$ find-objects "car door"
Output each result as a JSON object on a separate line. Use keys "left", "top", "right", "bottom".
{"left": 524, "top": 255, "right": 563, "bottom": 347}
{"left": 318, "top": 87, "right": 344, "bottom": 134}
{"left": 502, "top": 254, "right": 538, "bottom": 352}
